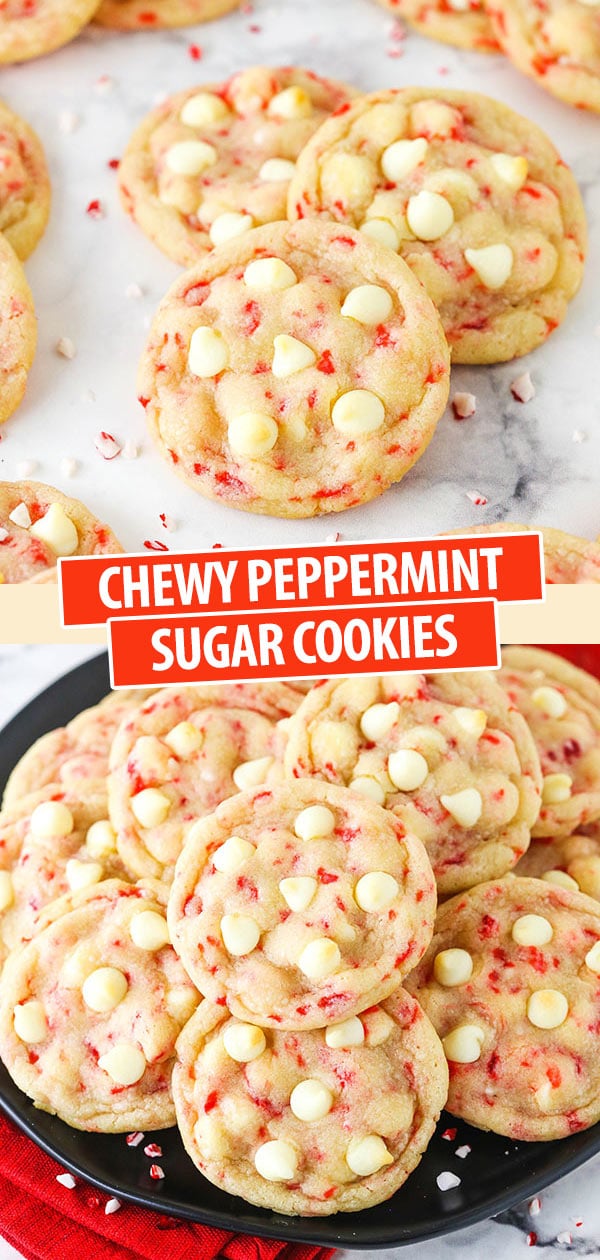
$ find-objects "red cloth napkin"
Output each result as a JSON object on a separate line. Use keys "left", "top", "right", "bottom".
{"left": 0, "top": 1114, "right": 334, "bottom": 1260}
{"left": 540, "top": 645, "right": 600, "bottom": 679}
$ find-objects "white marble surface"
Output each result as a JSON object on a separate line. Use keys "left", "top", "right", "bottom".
{"left": 1, "top": 643, "right": 600, "bottom": 1259}
{"left": 0, "top": 0, "right": 599, "bottom": 551}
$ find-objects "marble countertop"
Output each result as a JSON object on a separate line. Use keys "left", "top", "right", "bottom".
{"left": 0, "top": 0, "right": 599, "bottom": 552}
{"left": 1, "top": 643, "right": 600, "bottom": 1258}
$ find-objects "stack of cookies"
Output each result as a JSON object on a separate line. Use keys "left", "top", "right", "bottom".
{"left": 1, "top": 648, "right": 600, "bottom": 1215}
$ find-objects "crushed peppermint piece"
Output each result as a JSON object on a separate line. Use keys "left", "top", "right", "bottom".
{"left": 56, "top": 336, "right": 76, "bottom": 360}
{"left": 149, "top": 1164, "right": 165, "bottom": 1180}
{"left": 455, "top": 1145, "right": 471, "bottom": 1159}
{"left": 105, "top": 1198, "right": 121, "bottom": 1215}
{"left": 436, "top": 1171, "right": 460, "bottom": 1192}
{"left": 16, "top": 459, "right": 38, "bottom": 478}
{"left": 248, "top": 22, "right": 261, "bottom": 32}
{"left": 452, "top": 392, "right": 476, "bottom": 420}
{"left": 125, "top": 282, "right": 144, "bottom": 300}
{"left": 60, "top": 457, "right": 78, "bottom": 478}
{"left": 58, "top": 110, "right": 79, "bottom": 134}
{"left": 94, "top": 74, "right": 114, "bottom": 95}
{"left": 572, "top": 429, "right": 587, "bottom": 443}
{"left": 9, "top": 502, "right": 31, "bottom": 529}
{"left": 94, "top": 431, "right": 122, "bottom": 460}
{"left": 465, "top": 491, "right": 488, "bottom": 506}
{"left": 108, "top": 157, "right": 120, "bottom": 170}
{"left": 441, "top": 1127, "right": 457, "bottom": 1141}
{"left": 82, "top": 389, "right": 96, "bottom": 403}
{"left": 325, "top": 531, "right": 341, "bottom": 543}
{"left": 126, "top": 1131, "right": 145, "bottom": 1147}
{"left": 144, "top": 539, "right": 169, "bottom": 551}
{"left": 529, "top": 1197, "right": 542, "bottom": 1216}
{"left": 144, "top": 1143, "right": 163, "bottom": 1158}
{"left": 159, "top": 513, "right": 176, "bottom": 532}
{"left": 511, "top": 372, "right": 535, "bottom": 403}
{"left": 56, "top": 1173, "right": 76, "bottom": 1189}
{"left": 188, "top": 43, "right": 203, "bottom": 59}
{"left": 212, "top": 542, "right": 223, "bottom": 549}
{"left": 86, "top": 199, "right": 105, "bottom": 220}
{"left": 527, "top": 1233, "right": 538, "bottom": 1248}
{"left": 556, "top": 1233, "right": 572, "bottom": 1246}
{"left": 121, "top": 441, "right": 139, "bottom": 460}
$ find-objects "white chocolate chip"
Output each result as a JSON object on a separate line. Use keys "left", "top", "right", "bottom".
{"left": 30, "top": 505, "right": 78, "bottom": 557}
{"left": 85, "top": 820, "right": 116, "bottom": 859}
{"left": 13, "top": 1000, "right": 47, "bottom": 1044}
{"left": 272, "top": 334, "right": 316, "bottom": 378}
{"left": 258, "top": 158, "right": 297, "bottom": 182}
{"left": 407, "top": 190, "right": 454, "bottom": 241}
{"left": 244, "top": 258, "right": 297, "bottom": 291}
{"left": 220, "top": 913, "right": 261, "bottom": 956}
{"left": 130, "top": 910, "right": 170, "bottom": 950}
{"left": 82, "top": 967, "right": 128, "bottom": 1013}
{"left": 166, "top": 140, "right": 217, "bottom": 175}
{"left": 267, "top": 86, "right": 313, "bottom": 119}
{"left": 531, "top": 687, "right": 567, "bottom": 719}
{"left": 542, "top": 774, "right": 573, "bottom": 805}
{"left": 254, "top": 1140, "right": 298, "bottom": 1182}
{"left": 325, "top": 1016, "right": 365, "bottom": 1049}
{"left": 440, "top": 788, "right": 483, "bottom": 828}
{"left": 331, "top": 389, "right": 385, "bottom": 436}
{"left": 387, "top": 749, "right": 429, "bottom": 792}
{"left": 131, "top": 788, "right": 171, "bottom": 828}
{"left": 294, "top": 805, "right": 336, "bottom": 841}
{"left": 209, "top": 211, "right": 253, "bottom": 246}
{"left": 433, "top": 948, "right": 473, "bottom": 987}
{"left": 30, "top": 800, "right": 74, "bottom": 839}
{"left": 341, "top": 285, "right": 393, "bottom": 326}
{"left": 298, "top": 937, "right": 341, "bottom": 981}
{"left": 223, "top": 1022, "right": 266, "bottom": 1062}
{"left": 346, "top": 1135, "right": 393, "bottom": 1177}
{"left": 442, "top": 1024, "right": 485, "bottom": 1063}
{"left": 180, "top": 92, "right": 230, "bottom": 127}
{"left": 66, "top": 859, "right": 103, "bottom": 891}
{"left": 360, "top": 218, "right": 400, "bottom": 251}
{"left": 279, "top": 876, "right": 319, "bottom": 913}
{"left": 290, "top": 1078, "right": 333, "bottom": 1122}
{"left": 354, "top": 872, "right": 399, "bottom": 913}
{"left": 232, "top": 756, "right": 274, "bottom": 790}
{"left": 512, "top": 915, "right": 553, "bottom": 947}
{"left": 541, "top": 869, "right": 579, "bottom": 891}
{"left": 0, "top": 870, "right": 14, "bottom": 912}
{"left": 360, "top": 701, "right": 400, "bottom": 742}
{"left": 489, "top": 153, "right": 528, "bottom": 192}
{"left": 453, "top": 707, "right": 487, "bottom": 738}
{"left": 228, "top": 413, "right": 278, "bottom": 458}
{"left": 188, "top": 327, "right": 229, "bottom": 378}
{"left": 164, "top": 721, "right": 203, "bottom": 758}
{"left": 527, "top": 989, "right": 568, "bottom": 1030}
{"left": 213, "top": 836, "right": 256, "bottom": 873}
{"left": 381, "top": 137, "right": 428, "bottom": 182}
{"left": 98, "top": 1044, "right": 146, "bottom": 1085}
{"left": 350, "top": 776, "right": 386, "bottom": 805}
{"left": 584, "top": 940, "right": 600, "bottom": 974}
{"left": 464, "top": 244, "right": 513, "bottom": 290}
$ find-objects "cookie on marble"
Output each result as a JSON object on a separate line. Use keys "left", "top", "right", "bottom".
{"left": 138, "top": 220, "right": 450, "bottom": 518}
{"left": 119, "top": 66, "right": 355, "bottom": 269}
{"left": 284, "top": 673, "right": 542, "bottom": 897}
{"left": 406, "top": 876, "right": 600, "bottom": 1140}
{"left": 95, "top": 0, "right": 239, "bottom": 28}
{"left": 0, "top": 239, "right": 36, "bottom": 425}
{"left": 375, "top": 0, "right": 500, "bottom": 52}
{"left": 0, "top": 100, "right": 50, "bottom": 260}
{"left": 0, "top": 0, "right": 102, "bottom": 63}
{"left": 108, "top": 682, "right": 303, "bottom": 882}
{"left": 288, "top": 87, "right": 587, "bottom": 364}
{"left": 173, "top": 990, "right": 448, "bottom": 1215}
{"left": 515, "top": 831, "right": 600, "bottom": 901}
{"left": 168, "top": 780, "right": 436, "bottom": 1029}
{"left": 487, "top": 0, "right": 600, "bottom": 114}
{"left": 0, "top": 481, "right": 123, "bottom": 583}
{"left": 442, "top": 523, "right": 600, "bottom": 584}
{"left": 0, "top": 879, "right": 198, "bottom": 1130}
{"left": 500, "top": 647, "right": 600, "bottom": 838}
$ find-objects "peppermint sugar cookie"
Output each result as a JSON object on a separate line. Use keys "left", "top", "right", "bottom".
{"left": 500, "top": 647, "right": 600, "bottom": 838}
{"left": 516, "top": 832, "right": 600, "bottom": 901}
{"left": 138, "top": 220, "right": 450, "bottom": 518}
{"left": 168, "top": 780, "right": 436, "bottom": 1029}
{"left": 0, "top": 481, "right": 123, "bottom": 583}
{"left": 487, "top": 0, "right": 600, "bottom": 114}
{"left": 0, "top": 880, "right": 198, "bottom": 1130}
{"left": 407, "top": 876, "right": 600, "bottom": 1139}
{"left": 288, "top": 88, "right": 587, "bottom": 364}
{"left": 108, "top": 682, "right": 303, "bottom": 881}
{"left": 375, "top": 0, "right": 500, "bottom": 52}
{"left": 95, "top": 0, "right": 239, "bottom": 28}
{"left": 285, "top": 673, "right": 542, "bottom": 896}
{"left": 0, "top": 239, "right": 36, "bottom": 425}
{"left": 119, "top": 66, "right": 355, "bottom": 269}
{"left": 443, "top": 523, "right": 600, "bottom": 584}
{"left": 0, "top": 0, "right": 103, "bottom": 63}
{"left": 0, "top": 101, "right": 50, "bottom": 260}
{"left": 174, "top": 991, "right": 448, "bottom": 1215}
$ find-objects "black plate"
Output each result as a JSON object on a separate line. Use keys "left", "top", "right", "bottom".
{"left": 1, "top": 653, "right": 600, "bottom": 1249}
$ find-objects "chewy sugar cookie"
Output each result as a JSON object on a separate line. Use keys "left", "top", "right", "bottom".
{"left": 108, "top": 682, "right": 303, "bottom": 881}
{"left": 487, "top": 0, "right": 600, "bottom": 114}
{"left": 284, "top": 673, "right": 542, "bottom": 897}
{"left": 443, "top": 524, "right": 600, "bottom": 584}
{"left": 0, "top": 0, "right": 102, "bottom": 63}
{"left": 119, "top": 66, "right": 355, "bottom": 269}
{"left": 0, "top": 100, "right": 50, "bottom": 260}
{"left": 95, "top": 0, "right": 239, "bottom": 28}
{"left": 288, "top": 87, "right": 587, "bottom": 364}
{"left": 168, "top": 780, "right": 436, "bottom": 1029}
{"left": 173, "top": 991, "right": 448, "bottom": 1215}
{"left": 0, "top": 239, "right": 36, "bottom": 425}
{"left": 516, "top": 832, "right": 600, "bottom": 901}
{"left": 500, "top": 647, "right": 600, "bottom": 838}
{"left": 0, "top": 481, "right": 123, "bottom": 582}
{"left": 0, "top": 879, "right": 198, "bottom": 1130}
{"left": 406, "top": 876, "right": 600, "bottom": 1139}
{"left": 138, "top": 220, "right": 450, "bottom": 518}
{"left": 375, "top": 0, "right": 500, "bottom": 52}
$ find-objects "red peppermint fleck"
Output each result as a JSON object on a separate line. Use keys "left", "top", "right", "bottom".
{"left": 204, "top": 1090, "right": 219, "bottom": 1113}
{"left": 188, "top": 43, "right": 203, "bottom": 60}
{"left": 149, "top": 1164, "right": 165, "bottom": 1180}
{"left": 465, "top": 490, "right": 488, "bottom": 506}
{"left": 107, "top": 158, "right": 120, "bottom": 170}
{"left": 527, "top": 1233, "right": 538, "bottom": 1247}
{"left": 144, "top": 539, "right": 170, "bottom": 551}
{"left": 316, "top": 350, "right": 335, "bottom": 374}
{"left": 86, "top": 199, "right": 105, "bottom": 220}
{"left": 144, "top": 1143, "right": 162, "bottom": 1158}
{"left": 441, "top": 1127, "right": 457, "bottom": 1141}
